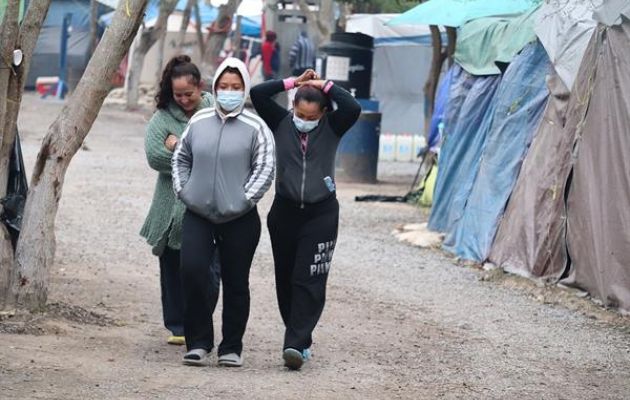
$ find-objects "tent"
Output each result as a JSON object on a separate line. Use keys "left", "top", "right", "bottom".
{"left": 427, "top": 6, "right": 547, "bottom": 257}
{"left": 25, "top": 0, "right": 112, "bottom": 90}
{"left": 443, "top": 41, "right": 550, "bottom": 261}
{"left": 346, "top": 14, "right": 435, "bottom": 160}
{"left": 490, "top": 3, "right": 630, "bottom": 312}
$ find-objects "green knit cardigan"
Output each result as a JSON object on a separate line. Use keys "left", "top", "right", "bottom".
{"left": 140, "top": 92, "right": 213, "bottom": 255}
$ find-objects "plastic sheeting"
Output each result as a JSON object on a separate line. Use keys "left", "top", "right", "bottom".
{"left": 428, "top": 73, "right": 501, "bottom": 233}
{"left": 454, "top": 7, "right": 539, "bottom": 75}
{"left": 534, "top": 0, "right": 602, "bottom": 91}
{"left": 371, "top": 44, "right": 433, "bottom": 137}
{"left": 427, "top": 66, "right": 455, "bottom": 150}
{"left": 388, "top": 0, "right": 539, "bottom": 27}
{"left": 561, "top": 22, "right": 630, "bottom": 312}
{"left": 488, "top": 33, "right": 596, "bottom": 280}
{"left": 443, "top": 41, "right": 551, "bottom": 262}
{"left": 346, "top": 14, "right": 434, "bottom": 46}
{"left": 592, "top": 0, "right": 630, "bottom": 25}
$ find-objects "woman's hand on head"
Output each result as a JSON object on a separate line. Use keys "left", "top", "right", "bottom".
{"left": 297, "top": 79, "right": 326, "bottom": 90}
{"left": 294, "top": 69, "right": 318, "bottom": 85}
{"left": 164, "top": 134, "right": 179, "bottom": 152}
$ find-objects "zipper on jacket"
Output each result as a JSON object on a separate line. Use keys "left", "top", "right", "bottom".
{"left": 212, "top": 122, "right": 226, "bottom": 207}
{"left": 300, "top": 152, "right": 307, "bottom": 209}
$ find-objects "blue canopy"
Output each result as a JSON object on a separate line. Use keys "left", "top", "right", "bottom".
{"left": 99, "top": 0, "right": 260, "bottom": 37}
{"left": 99, "top": 0, "right": 217, "bottom": 27}
{"left": 388, "top": 0, "right": 540, "bottom": 27}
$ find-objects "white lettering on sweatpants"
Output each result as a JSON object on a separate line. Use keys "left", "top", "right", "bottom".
{"left": 310, "top": 240, "right": 336, "bottom": 276}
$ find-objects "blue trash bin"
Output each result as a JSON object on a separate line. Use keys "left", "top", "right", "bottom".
{"left": 335, "top": 111, "right": 381, "bottom": 183}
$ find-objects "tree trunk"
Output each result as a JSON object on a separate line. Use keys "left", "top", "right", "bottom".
{"left": 202, "top": 0, "right": 242, "bottom": 78}
{"left": 89, "top": 0, "right": 99, "bottom": 56}
{"left": 0, "top": 0, "right": 21, "bottom": 167}
{"left": 0, "top": 1, "right": 53, "bottom": 309}
{"left": 5, "top": 0, "right": 149, "bottom": 311}
{"left": 155, "top": 28, "right": 167, "bottom": 87}
{"left": 233, "top": 15, "right": 243, "bottom": 59}
{"left": 423, "top": 25, "right": 445, "bottom": 138}
{"left": 125, "top": 0, "right": 178, "bottom": 109}
{"left": 296, "top": 0, "right": 334, "bottom": 48}
{"left": 176, "top": 0, "right": 195, "bottom": 51}
{"left": 446, "top": 27, "right": 456, "bottom": 67}
{"left": 193, "top": 1, "right": 205, "bottom": 58}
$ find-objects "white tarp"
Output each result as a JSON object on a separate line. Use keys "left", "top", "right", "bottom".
{"left": 346, "top": 13, "right": 435, "bottom": 46}
{"left": 534, "top": 0, "right": 602, "bottom": 91}
{"left": 593, "top": 0, "right": 630, "bottom": 26}
{"left": 346, "top": 14, "right": 433, "bottom": 138}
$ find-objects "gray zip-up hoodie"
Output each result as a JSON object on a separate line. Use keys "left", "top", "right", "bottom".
{"left": 172, "top": 57, "right": 275, "bottom": 223}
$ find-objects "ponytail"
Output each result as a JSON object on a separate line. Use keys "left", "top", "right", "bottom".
{"left": 155, "top": 55, "right": 202, "bottom": 110}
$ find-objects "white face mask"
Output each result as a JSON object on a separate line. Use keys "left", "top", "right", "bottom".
{"left": 216, "top": 90, "right": 244, "bottom": 112}
{"left": 293, "top": 114, "right": 320, "bottom": 133}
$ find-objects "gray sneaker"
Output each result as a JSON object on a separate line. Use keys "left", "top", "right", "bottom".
{"left": 283, "top": 348, "right": 306, "bottom": 370}
{"left": 218, "top": 353, "right": 243, "bottom": 367}
{"left": 182, "top": 348, "right": 208, "bottom": 367}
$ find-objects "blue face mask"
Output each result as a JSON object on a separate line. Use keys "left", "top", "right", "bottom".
{"left": 293, "top": 114, "right": 320, "bottom": 133}
{"left": 216, "top": 90, "right": 244, "bottom": 112}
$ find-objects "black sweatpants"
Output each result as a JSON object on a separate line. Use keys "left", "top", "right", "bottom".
{"left": 267, "top": 195, "right": 339, "bottom": 351}
{"left": 180, "top": 208, "right": 261, "bottom": 355}
{"left": 159, "top": 246, "right": 220, "bottom": 337}
{"left": 159, "top": 247, "right": 185, "bottom": 336}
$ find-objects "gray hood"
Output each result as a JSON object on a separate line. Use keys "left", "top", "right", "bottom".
{"left": 212, "top": 57, "right": 251, "bottom": 119}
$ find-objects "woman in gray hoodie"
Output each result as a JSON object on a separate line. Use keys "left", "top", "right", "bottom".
{"left": 172, "top": 57, "right": 275, "bottom": 367}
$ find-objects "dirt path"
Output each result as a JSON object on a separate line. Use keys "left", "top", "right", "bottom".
{"left": 2, "top": 94, "right": 629, "bottom": 399}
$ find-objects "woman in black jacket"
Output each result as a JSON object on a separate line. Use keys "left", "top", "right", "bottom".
{"left": 250, "top": 69, "right": 361, "bottom": 370}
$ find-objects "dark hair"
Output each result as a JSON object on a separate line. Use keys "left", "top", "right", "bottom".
{"left": 265, "top": 31, "right": 277, "bottom": 42}
{"left": 294, "top": 85, "right": 331, "bottom": 111}
{"left": 155, "top": 55, "right": 201, "bottom": 109}
{"left": 215, "top": 66, "right": 244, "bottom": 90}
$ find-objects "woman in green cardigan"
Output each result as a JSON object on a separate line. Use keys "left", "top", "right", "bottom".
{"left": 140, "top": 55, "right": 216, "bottom": 346}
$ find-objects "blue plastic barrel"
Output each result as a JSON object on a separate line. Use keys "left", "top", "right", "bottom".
{"left": 335, "top": 111, "right": 381, "bottom": 183}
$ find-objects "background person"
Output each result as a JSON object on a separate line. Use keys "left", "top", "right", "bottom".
{"left": 289, "top": 31, "right": 316, "bottom": 77}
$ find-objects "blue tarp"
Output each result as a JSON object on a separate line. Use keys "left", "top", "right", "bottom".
{"left": 428, "top": 70, "right": 500, "bottom": 233}
{"left": 427, "top": 65, "right": 456, "bottom": 150}
{"left": 99, "top": 1, "right": 260, "bottom": 37}
{"left": 443, "top": 41, "right": 551, "bottom": 261}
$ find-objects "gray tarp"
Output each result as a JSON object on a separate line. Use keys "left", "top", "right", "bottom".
{"left": 561, "top": 21, "right": 630, "bottom": 312}
{"left": 488, "top": 33, "right": 598, "bottom": 280}
{"left": 534, "top": 0, "right": 602, "bottom": 91}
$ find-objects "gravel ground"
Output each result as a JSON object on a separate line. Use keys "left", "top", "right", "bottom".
{"left": 1, "top": 93, "right": 629, "bottom": 399}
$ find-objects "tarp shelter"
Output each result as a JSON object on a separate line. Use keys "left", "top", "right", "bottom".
{"left": 428, "top": 73, "right": 500, "bottom": 233}
{"left": 534, "top": 0, "right": 603, "bottom": 91}
{"left": 25, "top": 0, "right": 112, "bottom": 90}
{"left": 443, "top": 41, "right": 550, "bottom": 261}
{"left": 454, "top": 6, "right": 539, "bottom": 75}
{"left": 346, "top": 14, "right": 434, "bottom": 138}
{"left": 428, "top": 7, "right": 536, "bottom": 234}
{"left": 490, "top": 3, "right": 630, "bottom": 312}
{"left": 387, "top": 0, "right": 539, "bottom": 27}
